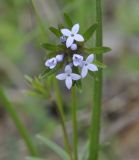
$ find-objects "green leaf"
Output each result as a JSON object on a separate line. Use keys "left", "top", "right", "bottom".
{"left": 83, "top": 23, "right": 97, "bottom": 41}
{"left": 26, "top": 157, "right": 44, "bottom": 160}
{"left": 64, "top": 13, "right": 73, "bottom": 28}
{"left": 37, "top": 135, "right": 70, "bottom": 160}
{"left": 0, "top": 87, "right": 38, "bottom": 156}
{"left": 84, "top": 46, "right": 112, "bottom": 54}
{"left": 49, "top": 27, "right": 61, "bottom": 37}
{"left": 58, "top": 24, "right": 65, "bottom": 30}
{"left": 41, "top": 43, "right": 59, "bottom": 51}
{"left": 24, "top": 75, "right": 33, "bottom": 83}
{"left": 94, "top": 60, "right": 106, "bottom": 68}
{"left": 39, "top": 63, "right": 62, "bottom": 79}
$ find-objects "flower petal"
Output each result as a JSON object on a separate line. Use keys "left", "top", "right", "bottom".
{"left": 65, "top": 77, "right": 72, "bottom": 89}
{"left": 81, "top": 66, "right": 88, "bottom": 78}
{"left": 56, "top": 73, "right": 66, "bottom": 80}
{"left": 73, "top": 54, "right": 83, "bottom": 66}
{"left": 79, "top": 61, "right": 85, "bottom": 68}
{"left": 60, "top": 36, "right": 66, "bottom": 43}
{"left": 74, "top": 34, "right": 84, "bottom": 42}
{"left": 45, "top": 58, "right": 57, "bottom": 69}
{"left": 88, "top": 64, "right": 98, "bottom": 71}
{"left": 70, "top": 43, "right": 77, "bottom": 51}
{"left": 86, "top": 54, "right": 94, "bottom": 63}
{"left": 65, "top": 65, "right": 72, "bottom": 74}
{"left": 45, "top": 60, "right": 49, "bottom": 67}
{"left": 71, "top": 73, "right": 81, "bottom": 80}
{"left": 72, "top": 24, "right": 79, "bottom": 34}
{"left": 49, "top": 64, "right": 56, "bottom": 69}
{"left": 61, "top": 29, "right": 71, "bottom": 36}
{"left": 66, "top": 36, "right": 74, "bottom": 48}
{"left": 56, "top": 54, "right": 64, "bottom": 62}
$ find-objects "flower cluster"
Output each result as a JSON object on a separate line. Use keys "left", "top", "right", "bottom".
{"left": 45, "top": 24, "right": 98, "bottom": 89}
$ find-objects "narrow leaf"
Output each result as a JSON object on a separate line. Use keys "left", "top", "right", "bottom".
{"left": 41, "top": 43, "right": 58, "bottom": 51}
{"left": 37, "top": 135, "right": 69, "bottom": 160}
{"left": 58, "top": 24, "right": 65, "bottom": 30}
{"left": 84, "top": 46, "right": 112, "bottom": 54}
{"left": 0, "top": 87, "right": 38, "bottom": 156}
{"left": 24, "top": 75, "right": 33, "bottom": 83}
{"left": 39, "top": 63, "right": 62, "bottom": 79}
{"left": 49, "top": 27, "right": 61, "bottom": 37}
{"left": 64, "top": 13, "right": 73, "bottom": 28}
{"left": 84, "top": 23, "right": 97, "bottom": 41}
{"left": 93, "top": 60, "right": 106, "bottom": 68}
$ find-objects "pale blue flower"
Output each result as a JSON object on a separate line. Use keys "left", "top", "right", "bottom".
{"left": 71, "top": 43, "right": 77, "bottom": 51}
{"left": 56, "top": 65, "right": 81, "bottom": 89}
{"left": 81, "top": 54, "right": 98, "bottom": 78}
{"left": 61, "top": 24, "right": 84, "bottom": 48}
{"left": 56, "top": 54, "right": 64, "bottom": 62}
{"left": 73, "top": 54, "right": 83, "bottom": 67}
{"left": 45, "top": 57, "right": 57, "bottom": 69}
{"left": 60, "top": 35, "right": 66, "bottom": 43}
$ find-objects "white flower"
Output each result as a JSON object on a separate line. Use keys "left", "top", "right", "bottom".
{"left": 71, "top": 43, "right": 77, "bottom": 51}
{"left": 73, "top": 54, "right": 83, "bottom": 67}
{"left": 56, "top": 54, "right": 64, "bottom": 62}
{"left": 56, "top": 65, "right": 81, "bottom": 89}
{"left": 81, "top": 54, "right": 98, "bottom": 78}
{"left": 61, "top": 24, "right": 84, "bottom": 48}
{"left": 45, "top": 57, "right": 57, "bottom": 69}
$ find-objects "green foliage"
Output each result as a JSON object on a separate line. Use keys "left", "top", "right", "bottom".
{"left": 84, "top": 46, "right": 112, "bottom": 54}
{"left": 39, "top": 63, "right": 63, "bottom": 79}
{"left": 25, "top": 75, "right": 49, "bottom": 98}
{"left": 37, "top": 135, "right": 70, "bottom": 160}
{"left": 0, "top": 87, "right": 38, "bottom": 156}
{"left": 84, "top": 23, "right": 98, "bottom": 42}
{"left": 64, "top": 13, "right": 73, "bottom": 28}
{"left": 94, "top": 60, "right": 107, "bottom": 68}
{"left": 49, "top": 27, "right": 61, "bottom": 37}
{"left": 41, "top": 43, "right": 59, "bottom": 51}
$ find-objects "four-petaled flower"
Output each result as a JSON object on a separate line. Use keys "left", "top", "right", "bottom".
{"left": 45, "top": 57, "right": 57, "bottom": 69}
{"left": 61, "top": 24, "right": 84, "bottom": 48}
{"left": 56, "top": 65, "right": 81, "bottom": 89}
{"left": 45, "top": 23, "right": 100, "bottom": 89}
{"left": 73, "top": 54, "right": 83, "bottom": 66}
{"left": 81, "top": 54, "right": 98, "bottom": 78}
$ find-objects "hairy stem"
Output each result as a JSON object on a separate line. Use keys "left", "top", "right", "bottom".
{"left": 71, "top": 86, "right": 78, "bottom": 160}
{"left": 53, "top": 79, "right": 72, "bottom": 160}
{"left": 88, "top": 0, "right": 103, "bottom": 159}
{"left": 0, "top": 87, "right": 38, "bottom": 156}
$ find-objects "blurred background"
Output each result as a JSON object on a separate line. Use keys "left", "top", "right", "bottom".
{"left": 0, "top": 0, "right": 139, "bottom": 159}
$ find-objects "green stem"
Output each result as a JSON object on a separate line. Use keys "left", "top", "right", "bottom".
{"left": 53, "top": 79, "right": 72, "bottom": 160}
{"left": 0, "top": 87, "right": 38, "bottom": 156}
{"left": 71, "top": 86, "right": 78, "bottom": 160}
{"left": 88, "top": 0, "right": 103, "bottom": 160}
